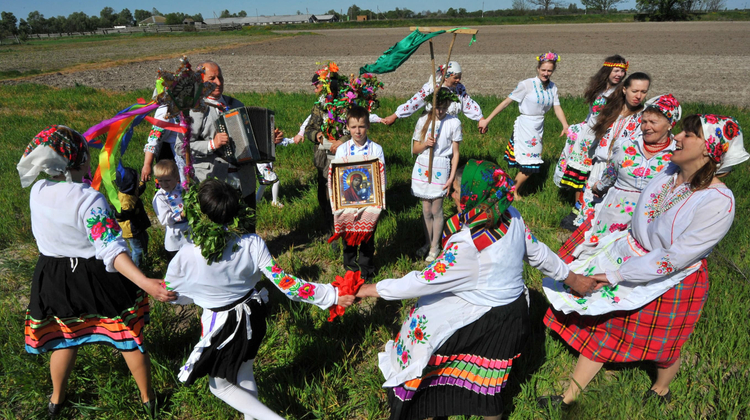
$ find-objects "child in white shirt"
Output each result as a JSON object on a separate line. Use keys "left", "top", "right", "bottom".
{"left": 151, "top": 160, "right": 189, "bottom": 258}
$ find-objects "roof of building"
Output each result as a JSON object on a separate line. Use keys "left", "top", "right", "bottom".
{"left": 138, "top": 15, "right": 167, "bottom": 25}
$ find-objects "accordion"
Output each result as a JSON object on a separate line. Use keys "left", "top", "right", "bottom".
{"left": 214, "top": 107, "right": 276, "bottom": 165}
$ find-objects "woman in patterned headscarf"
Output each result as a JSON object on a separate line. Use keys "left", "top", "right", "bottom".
{"left": 539, "top": 115, "right": 748, "bottom": 410}
{"left": 570, "top": 94, "right": 682, "bottom": 259}
{"left": 356, "top": 160, "right": 592, "bottom": 420}
{"left": 17, "top": 126, "right": 176, "bottom": 418}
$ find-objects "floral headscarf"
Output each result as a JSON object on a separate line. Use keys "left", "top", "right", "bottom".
{"left": 699, "top": 114, "right": 748, "bottom": 173}
{"left": 644, "top": 94, "right": 682, "bottom": 128}
{"left": 442, "top": 160, "right": 515, "bottom": 251}
{"left": 17, "top": 125, "right": 89, "bottom": 187}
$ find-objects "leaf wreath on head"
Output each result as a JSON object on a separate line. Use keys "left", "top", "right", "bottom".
{"left": 424, "top": 88, "right": 459, "bottom": 106}
{"left": 184, "top": 181, "right": 255, "bottom": 265}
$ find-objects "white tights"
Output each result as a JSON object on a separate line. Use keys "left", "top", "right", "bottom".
{"left": 421, "top": 198, "right": 444, "bottom": 252}
{"left": 256, "top": 182, "right": 280, "bottom": 204}
{"left": 208, "top": 360, "right": 285, "bottom": 420}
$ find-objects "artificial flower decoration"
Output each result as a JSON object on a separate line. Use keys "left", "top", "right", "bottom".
{"left": 536, "top": 52, "right": 560, "bottom": 63}
{"left": 156, "top": 56, "right": 217, "bottom": 119}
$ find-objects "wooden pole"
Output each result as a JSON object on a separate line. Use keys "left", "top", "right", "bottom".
{"left": 427, "top": 41, "right": 438, "bottom": 184}
{"left": 442, "top": 33, "right": 458, "bottom": 83}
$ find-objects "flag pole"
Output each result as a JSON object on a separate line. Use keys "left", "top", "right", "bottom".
{"left": 427, "top": 41, "right": 438, "bottom": 184}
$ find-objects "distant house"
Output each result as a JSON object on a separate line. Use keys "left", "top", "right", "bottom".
{"left": 138, "top": 16, "right": 167, "bottom": 26}
{"left": 313, "top": 14, "right": 339, "bottom": 23}
{"left": 357, "top": 15, "right": 368, "bottom": 21}
{"left": 183, "top": 18, "right": 195, "bottom": 25}
{"left": 203, "top": 14, "right": 316, "bottom": 26}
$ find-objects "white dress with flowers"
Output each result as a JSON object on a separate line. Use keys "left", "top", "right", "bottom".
{"left": 575, "top": 112, "right": 643, "bottom": 225}
{"left": 544, "top": 164, "right": 735, "bottom": 316}
{"left": 376, "top": 207, "right": 569, "bottom": 388}
{"left": 164, "top": 234, "right": 338, "bottom": 382}
{"left": 508, "top": 77, "right": 560, "bottom": 167}
{"left": 574, "top": 134, "right": 675, "bottom": 254}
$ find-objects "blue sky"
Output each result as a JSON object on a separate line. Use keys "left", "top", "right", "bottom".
{"left": 2, "top": 0, "right": 746, "bottom": 21}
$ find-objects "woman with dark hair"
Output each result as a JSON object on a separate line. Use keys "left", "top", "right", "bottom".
{"left": 573, "top": 72, "right": 651, "bottom": 227}
{"left": 357, "top": 160, "right": 590, "bottom": 420}
{"left": 540, "top": 114, "right": 749, "bottom": 409}
{"left": 479, "top": 52, "right": 569, "bottom": 200}
{"left": 554, "top": 56, "right": 628, "bottom": 226}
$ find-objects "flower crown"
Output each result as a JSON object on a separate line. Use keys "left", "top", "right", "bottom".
{"left": 603, "top": 61, "right": 629, "bottom": 72}
{"left": 536, "top": 52, "right": 560, "bottom": 63}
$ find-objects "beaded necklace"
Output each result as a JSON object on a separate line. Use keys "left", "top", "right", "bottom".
{"left": 645, "top": 176, "right": 693, "bottom": 223}
{"left": 643, "top": 140, "right": 670, "bottom": 154}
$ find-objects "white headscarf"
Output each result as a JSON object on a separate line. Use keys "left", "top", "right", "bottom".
{"left": 17, "top": 125, "right": 88, "bottom": 187}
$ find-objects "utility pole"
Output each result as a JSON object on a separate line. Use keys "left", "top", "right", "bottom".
{"left": 482, "top": 2, "right": 485, "bottom": 17}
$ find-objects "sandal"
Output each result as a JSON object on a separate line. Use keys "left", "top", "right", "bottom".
{"left": 271, "top": 201, "right": 284, "bottom": 208}
{"left": 425, "top": 248, "right": 440, "bottom": 263}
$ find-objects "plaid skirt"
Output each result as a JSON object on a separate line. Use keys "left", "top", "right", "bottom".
{"left": 544, "top": 259, "right": 708, "bottom": 368}
{"left": 557, "top": 214, "right": 593, "bottom": 264}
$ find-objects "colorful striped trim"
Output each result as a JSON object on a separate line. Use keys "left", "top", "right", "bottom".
{"left": 25, "top": 291, "right": 149, "bottom": 354}
{"left": 392, "top": 352, "right": 521, "bottom": 402}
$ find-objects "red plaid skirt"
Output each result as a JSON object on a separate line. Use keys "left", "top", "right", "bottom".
{"left": 544, "top": 259, "right": 708, "bottom": 368}
{"left": 557, "top": 214, "right": 593, "bottom": 264}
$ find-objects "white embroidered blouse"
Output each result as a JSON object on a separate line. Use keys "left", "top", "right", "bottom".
{"left": 509, "top": 77, "right": 560, "bottom": 116}
{"left": 395, "top": 81, "right": 483, "bottom": 121}
{"left": 411, "top": 114, "right": 463, "bottom": 159}
{"left": 30, "top": 180, "right": 128, "bottom": 272}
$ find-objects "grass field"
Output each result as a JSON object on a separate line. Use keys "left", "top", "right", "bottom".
{"left": 0, "top": 84, "right": 748, "bottom": 419}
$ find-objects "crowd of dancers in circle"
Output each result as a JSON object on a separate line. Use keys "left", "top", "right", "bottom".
{"left": 16, "top": 52, "right": 748, "bottom": 419}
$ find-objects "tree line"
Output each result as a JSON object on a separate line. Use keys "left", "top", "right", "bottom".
{"left": 0, "top": 8, "right": 204, "bottom": 39}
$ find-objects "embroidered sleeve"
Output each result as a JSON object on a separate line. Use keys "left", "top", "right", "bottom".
{"left": 457, "top": 84, "right": 483, "bottom": 121}
{"left": 376, "top": 240, "right": 480, "bottom": 300}
{"left": 523, "top": 222, "right": 570, "bottom": 281}
{"left": 143, "top": 126, "right": 164, "bottom": 154}
{"left": 253, "top": 237, "right": 337, "bottom": 309}
{"left": 395, "top": 81, "right": 434, "bottom": 119}
{"left": 596, "top": 144, "right": 623, "bottom": 192}
{"left": 508, "top": 80, "right": 527, "bottom": 103}
{"left": 82, "top": 194, "right": 128, "bottom": 272}
{"left": 609, "top": 192, "right": 735, "bottom": 285}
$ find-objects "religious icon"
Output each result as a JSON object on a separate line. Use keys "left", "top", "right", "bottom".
{"left": 331, "top": 159, "right": 383, "bottom": 210}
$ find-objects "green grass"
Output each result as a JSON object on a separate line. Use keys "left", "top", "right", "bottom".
{"left": 0, "top": 84, "right": 749, "bottom": 419}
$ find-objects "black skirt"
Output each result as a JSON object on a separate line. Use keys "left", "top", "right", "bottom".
{"left": 388, "top": 294, "right": 529, "bottom": 420}
{"left": 25, "top": 255, "right": 149, "bottom": 354}
{"left": 183, "top": 293, "right": 268, "bottom": 385}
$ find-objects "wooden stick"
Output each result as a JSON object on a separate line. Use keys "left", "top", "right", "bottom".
{"left": 442, "top": 33, "right": 458, "bottom": 77}
{"left": 427, "top": 41, "right": 438, "bottom": 184}
{"left": 410, "top": 26, "right": 478, "bottom": 34}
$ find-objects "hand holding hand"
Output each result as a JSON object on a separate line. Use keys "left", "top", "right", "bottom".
{"left": 293, "top": 134, "right": 304, "bottom": 144}
{"left": 563, "top": 272, "right": 598, "bottom": 297}
{"left": 560, "top": 125, "right": 570, "bottom": 137}
{"left": 213, "top": 132, "right": 229, "bottom": 148}
{"left": 478, "top": 118, "right": 489, "bottom": 134}
{"left": 337, "top": 295, "right": 355, "bottom": 308}
{"left": 140, "top": 166, "right": 152, "bottom": 182}
{"left": 381, "top": 114, "right": 398, "bottom": 126}
{"left": 273, "top": 128, "right": 284, "bottom": 144}
{"left": 143, "top": 279, "right": 178, "bottom": 303}
{"left": 355, "top": 284, "right": 379, "bottom": 299}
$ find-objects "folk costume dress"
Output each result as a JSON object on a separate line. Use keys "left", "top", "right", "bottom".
{"left": 18, "top": 126, "right": 150, "bottom": 354}
{"left": 574, "top": 112, "right": 643, "bottom": 226}
{"left": 411, "top": 113, "right": 462, "bottom": 198}
{"left": 503, "top": 77, "right": 560, "bottom": 173}
{"left": 574, "top": 134, "right": 675, "bottom": 254}
{"left": 164, "top": 234, "right": 339, "bottom": 385}
{"left": 554, "top": 87, "right": 615, "bottom": 189}
{"left": 543, "top": 162, "right": 737, "bottom": 367}
{"left": 144, "top": 105, "right": 187, "bottom": 183}
{"left": 375, "top": 160, "right": 570, "bottom": 419}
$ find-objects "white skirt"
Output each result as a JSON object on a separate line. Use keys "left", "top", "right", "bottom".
{"left": 512, "top": 114, "right": 545, "bottom": 167}
{"left": 411, "top": 154, "right": 450, "bottom": 199}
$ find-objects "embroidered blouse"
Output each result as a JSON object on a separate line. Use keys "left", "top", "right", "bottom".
{"left": 592, "top": 113, "right": 642, "bottom": 163}
{"left": 411, "top": 114, "right": 462, "bottom": 159}
{"left": 395, "top": 82, "right": 483, "bottom": 121}
{"left": 30, "top": 180, "right": 128, "bottom": 272}
{"left": 143, "top": 105, "right": 183, "bottom": 155}
{"left": 595, "top": 134, "right": 675, "bottom": 193}
{"left": 509, "top": 77, "right": 560, "bottom": 116}
{"left": 165, "top": 234, "right": 338, "bottom": 309}
{"left": 607, "top": 165, "right": 735, "bottom": 286}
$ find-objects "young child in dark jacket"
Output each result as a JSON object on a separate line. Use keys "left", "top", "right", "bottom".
{"left": 115, "top": 167, "right": 152, "bottom": 267}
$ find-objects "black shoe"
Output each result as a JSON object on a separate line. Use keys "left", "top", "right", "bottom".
{"left": 536, "top": 395, "right": 571, "bottom": 411}
{"left": 48, "top": 399, "right": 64, "bottom": 419}
{"left": 559, "top": 212, "right": 578, "bottom": 232}
{"left": 143, "top": 399, "right": 158, "bottom": 418}
{"left": 643, "top": 389, "right": 672, "bottom": 404}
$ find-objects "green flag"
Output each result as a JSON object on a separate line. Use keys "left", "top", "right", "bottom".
{"left": 359, "top": 29, "right": 446, "bottom": 75}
